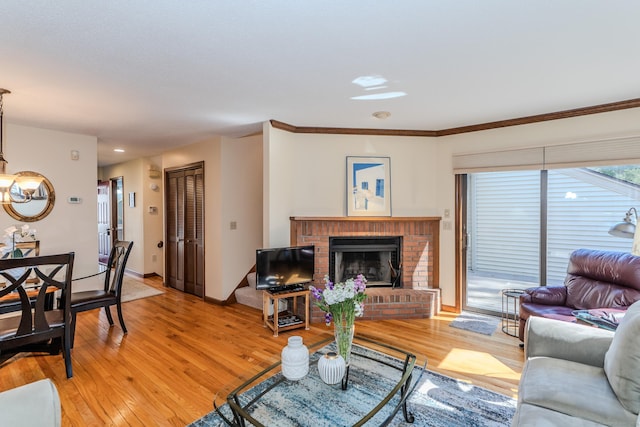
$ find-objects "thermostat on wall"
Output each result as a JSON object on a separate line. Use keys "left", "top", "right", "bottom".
{"left": 68, "top": 196, "right": 82, "bottom": 204}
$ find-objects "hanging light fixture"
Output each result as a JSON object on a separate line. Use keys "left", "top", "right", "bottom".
{"left": 0, "top": 89, "right": 43, "bottom": 204}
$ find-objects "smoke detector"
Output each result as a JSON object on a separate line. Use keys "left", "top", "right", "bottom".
{"left": 372, "top": 111, "right": 391, "bottom": 120}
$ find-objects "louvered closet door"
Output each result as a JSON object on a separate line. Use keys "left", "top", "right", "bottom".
{"left": 165, "top": 162, "right": 204, "bottom": 297}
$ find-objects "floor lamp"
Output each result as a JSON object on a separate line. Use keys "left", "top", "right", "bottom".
{"left": 608, "top": 207, "right": 640, "bottom": 256}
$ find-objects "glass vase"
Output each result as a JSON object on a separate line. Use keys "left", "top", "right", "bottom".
{"left": 333, "top": 318, "right": 355, "bottom": 366}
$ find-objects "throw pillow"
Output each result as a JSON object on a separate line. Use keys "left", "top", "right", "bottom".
{"left": 604, "top": 299, "right": 640, "bottom": 414}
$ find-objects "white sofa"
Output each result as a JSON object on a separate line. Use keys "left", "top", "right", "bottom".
{"left": 512, "top": 300, "right": 640, "bottom": 426}
{"left": 0, "top": 379, "right": 61, "bottom": 427}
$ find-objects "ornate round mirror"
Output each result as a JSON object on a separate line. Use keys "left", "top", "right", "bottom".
{"left": 3, "top": 171, "right": 56, "bottom": 222}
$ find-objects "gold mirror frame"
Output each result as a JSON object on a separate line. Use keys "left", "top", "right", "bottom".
{"left": 3, "top": 171, "right": 56, "bottom": 222}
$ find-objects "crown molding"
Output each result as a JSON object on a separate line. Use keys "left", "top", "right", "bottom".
{"left": 269, "top": 120, "right": 437, "bottom": 137}
{"left": 271, "top": 98, "right": 640, "bottom": 137}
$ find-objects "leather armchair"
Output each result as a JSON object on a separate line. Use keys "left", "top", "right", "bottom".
{"left": 518, "top": 248, "right": 640, "bottom": 340}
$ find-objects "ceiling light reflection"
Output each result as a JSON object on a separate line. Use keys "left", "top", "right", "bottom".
{"left": 351, "top": 92, "right": 407, "bottom": 100}
{"left": 352, "top": 75, "right": 388, "bottom": 88}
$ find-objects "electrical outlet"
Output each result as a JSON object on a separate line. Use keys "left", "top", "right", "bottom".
{"left": 230, "top": 221, "right": 237, "bottom": 230}
{"left": 443, "top": 221, "right": 452, "bottom": 230}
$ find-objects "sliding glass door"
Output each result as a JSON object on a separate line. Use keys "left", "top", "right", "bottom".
{"left": 464, "top": 165, "right": 640, "bottom": 315}
{"left": 464, "top": 170, "right": 540, "bottom": 314}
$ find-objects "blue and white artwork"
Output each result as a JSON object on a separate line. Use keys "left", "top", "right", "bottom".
{"left": 347, "top": 157, "right": 391, "bottom": 216}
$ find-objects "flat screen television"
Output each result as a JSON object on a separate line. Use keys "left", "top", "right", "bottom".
{"left": 255, "top": 245, "right": 315, "bottom": 291}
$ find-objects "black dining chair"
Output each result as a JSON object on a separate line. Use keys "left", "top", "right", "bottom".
{"left": 70, "top": 240, "right": 133, "bottom": 347}
{"left": 0, "top": 252, "right": 75, "bottom": 378}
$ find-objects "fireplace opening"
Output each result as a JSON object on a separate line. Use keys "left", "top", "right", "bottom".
{"left": 329, "top": 236, "right": 402, "bottom": 288}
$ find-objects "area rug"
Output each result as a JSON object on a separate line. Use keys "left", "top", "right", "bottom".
{"left": 121, "top": 277, "right": 164, "bottom": 302}
{"left": 189, "top": 344, "right": 516, "bottom": 427}
{"left": 449, "top": 312, "right": 500, "bottom": 336}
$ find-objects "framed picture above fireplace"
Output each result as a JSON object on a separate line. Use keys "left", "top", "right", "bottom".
{"left": 346, "top": 156, "right": 391, "bottom": 217}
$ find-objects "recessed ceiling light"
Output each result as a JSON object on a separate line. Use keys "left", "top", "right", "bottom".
{"left": 114, "top": 148, "right": 125, "bottom": 153}
{"left": 351, "top": 91, "right": 407, "bottom": 100}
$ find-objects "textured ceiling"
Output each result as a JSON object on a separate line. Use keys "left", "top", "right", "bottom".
{"left": 1, "top": 1, "right": 639, "bottom": 165}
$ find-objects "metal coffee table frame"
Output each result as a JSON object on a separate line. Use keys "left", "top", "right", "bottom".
{"left": 214, "top": 335, "right": 425, "bottom": 427}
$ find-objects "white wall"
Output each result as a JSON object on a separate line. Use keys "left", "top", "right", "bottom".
{"left": 162, "top": 134, "right": 263, "bottom": 301}
{"left": 264, "top": 124, "right": 440, "bottom": 247}
{"left": 221, "top": 134, "right": 263, "bottom": 297}
{"left": 143, "top": 156, "right": 163, "bottom": 276}
{"left": 2, "top": 123, "right": 98, "bottom": 278}
{"left": 99, "top": 159, "right": 144, "bottom": 275}
{"left": 99, "top": 156, "right": 164, "bottom": 276}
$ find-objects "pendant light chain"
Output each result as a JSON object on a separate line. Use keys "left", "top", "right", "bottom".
{"left": 0, "top": 88, "right": 11, "bottom": 168}
{"left": 1, "top": 89, "right": 4, "bottom": 147}
{"left": 0, "top": 89, "right": 7, "bottom": 167}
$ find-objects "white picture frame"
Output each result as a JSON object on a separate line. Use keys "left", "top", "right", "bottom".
{"left": 346, "top": 156, "right": 391, "bottom": 216}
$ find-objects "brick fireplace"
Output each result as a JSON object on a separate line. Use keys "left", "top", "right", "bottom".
{"left": 290, "top": 217, "right": 441, "bottom": 323}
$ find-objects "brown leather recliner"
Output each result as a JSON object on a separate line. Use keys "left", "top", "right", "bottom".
{"left": 518, "top": 248, "right": 640, "bottom": 340}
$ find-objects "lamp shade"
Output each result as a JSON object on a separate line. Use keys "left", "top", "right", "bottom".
{"left": 15, "top": 175, "right": 44, "bottom": 192}
{"left": 609, "top": 221, "right": 636, "bottom": 239}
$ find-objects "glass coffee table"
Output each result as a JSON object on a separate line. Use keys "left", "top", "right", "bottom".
{"left": 213, "top": 335, "right": 426, "bottom": 427}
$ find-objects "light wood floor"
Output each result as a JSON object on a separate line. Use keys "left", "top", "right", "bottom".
{"left": 0, "top": 276, "right": 525, "bottom": 426}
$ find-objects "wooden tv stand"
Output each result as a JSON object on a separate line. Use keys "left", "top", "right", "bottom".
{"left": 262, "top": 288, "right": 310, "bottom": 337}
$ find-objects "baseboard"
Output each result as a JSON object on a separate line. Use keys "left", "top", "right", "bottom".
{"left": 124, "top": 270, "right": 161, "bottom": 279}
{"left": 441, "top": 304, "right": 460, "bottom": 313}
{"left": 204, "top": 295, "right": 230, "bottom": 306}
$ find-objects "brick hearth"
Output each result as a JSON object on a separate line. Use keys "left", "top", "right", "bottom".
{"left": 290, "top": 217, "right": 441, "bottom": 323}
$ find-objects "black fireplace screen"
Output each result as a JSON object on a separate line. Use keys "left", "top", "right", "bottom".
{"left": 329, "top": 236, "right": 402, "bottom": 287}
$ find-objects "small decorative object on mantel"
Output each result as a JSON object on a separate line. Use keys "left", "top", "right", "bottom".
{"left": 318, "top": 351, "right": 346, "bottom": 385}
{"left": 310, "top": 274, "right": 367, "bottom": 367}
{"left": 281, "top": 336, "right": 309, "bottom": 381}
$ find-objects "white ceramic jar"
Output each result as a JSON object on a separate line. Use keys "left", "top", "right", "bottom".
{"left": 318, "top": 351, "right": 346, "bottom": 385}
{"left": 281, "top": 336, "right": 309, "bottom": 380}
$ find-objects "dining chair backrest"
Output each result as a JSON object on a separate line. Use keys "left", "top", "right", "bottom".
{"left": 0, "top": 252, "right": 75, "bottom": 378}
{"left": 69, "top": 241, "right": 133, "bottom": 349}
{"left": 105, "top": 240, "right": 133, "bottom": 296}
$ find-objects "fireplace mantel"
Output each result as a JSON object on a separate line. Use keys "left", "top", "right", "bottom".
{"left": 290, "top": 216, "right": 441, "bottom": 222}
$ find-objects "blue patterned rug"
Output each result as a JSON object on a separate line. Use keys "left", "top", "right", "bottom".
{"left": 188, "top": 344, "right": 516, "bottom": 426}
